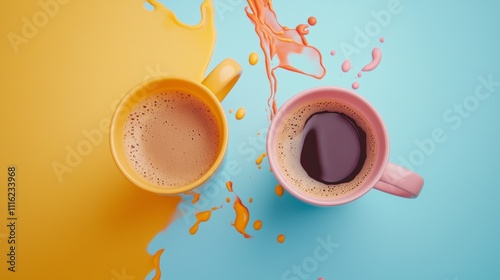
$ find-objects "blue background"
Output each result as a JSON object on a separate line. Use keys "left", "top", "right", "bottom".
{"left": 147, "top": 1, "right": 500, "bottom": 279}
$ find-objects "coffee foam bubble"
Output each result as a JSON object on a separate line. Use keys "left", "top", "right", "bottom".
{"left": 123, "top": 90, "right": 220, "bottom": 188}
{"left": 276, "top": 100, "right": 377, "bottom": 198}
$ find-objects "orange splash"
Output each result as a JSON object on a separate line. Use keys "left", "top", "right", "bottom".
{"left": 308, "top": 16, "right": 317, "bottom": 26}
{"left": 253, "top": 220, "right": 263, "bottom": 230}
{"left": 258, "top": 165, "right": 262, "bottom": 169}
{"left": 189, "top": 210, "right": 212, "bottom": 235}
{"left": 249, "top": 52, "right": 259, "bottom": 65}
{"left": 226, "top": 197, "right": 231, "bottom": 203}
{"left": 226, "top": 181, "right": 233, "bottom": 192}
{"left": 277, "top": 234, "right": 285, "bottom": 243}
{"left": 236, "top": 107, "right": 246, "bottom": 120}
{"left": 256, "top": 152, "right": 267, "bottom": 165}
{"left": 229, "top": 108, "right": 233, "bottom": 114}
{"left": 249, "top": 197, "right": 253, "bottom": 203}
{"left": 245, "top": 0, "right": 326, "bottom": 118}
{"left": 232, "top": 196, "right": 252, "bottom": 238}
{"left": 187, "top": 191, "right": 201, "bottom": 204}
{"left": 152, "top": 248, "right": 164, "bottom": 280}
{"left": 275, "top": 184, "right": 284, "bottom": 196}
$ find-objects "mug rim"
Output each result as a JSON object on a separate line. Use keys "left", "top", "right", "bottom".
{"left": 266, "top": 86, "right": 389, "bottom": 206}
{"left": 109, "top": 76, "right": 228, "bottom": 195}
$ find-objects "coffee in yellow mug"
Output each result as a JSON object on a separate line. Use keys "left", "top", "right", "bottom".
{"left": 110, "top": 58, "right": 241, "bottom": 195}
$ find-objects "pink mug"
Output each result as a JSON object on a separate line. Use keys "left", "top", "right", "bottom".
{"left": 266, "top": 87, "right": 424, "bottom": 206}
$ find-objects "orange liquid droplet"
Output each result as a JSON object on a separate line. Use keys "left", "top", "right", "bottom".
{"left": 249, "top": 52, "right": 259, "bottom": 65}
{"left": 257, "top": 132, "right": 261, "bottom": 136}
{"left": 235, "top": 107, "right": 246, "bottom": 120}
{"left": 256, "top": 152, "right": 267, "bottom": 165}
{"left": 258, "top": 165, "right": 262, "bottom": 169}
{"left": 245, "top": 0, "right": 326, "bottom": 119}
{"left": 226, "top": 197, "right": 231, "bottom": 203}
{"left": 253, "top": 220, "right": 263, "bottom": 230}
{"left": 277, "top": 234, "right": 285, "bottom": 243}
{"left": 187, "top": 192, "right": 201, "bottom": 204}
{"left": 229, "top": 108, "right": 233, "bottom": 114}
{"left": 275, "top": 184, "right": 284, "bottom": 196}
{"left": 226, "top": 181, "right": 233, "bottom": 192}
{"left": 152, "top": 248, "right": 164, "bottom": 280}
{"left": 308, "top": 16, "right": 317, "bottom": 26}
{"left": 232, "top": 196, "right": 251, "bottom": 238}
{"left": 249, "top": 198, "right": 253, "bottom": 203}
{"left": 189, "top": 210, "right": 212, "bottom": 235}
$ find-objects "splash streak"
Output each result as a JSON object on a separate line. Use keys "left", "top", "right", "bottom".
{"left": 189, "top": 211, "right": 212, "bottom": 235}
{"left": 152, "top": 249, "right": 164, "bottom": 280}
{"left": 256, "top": 152, "right": 267, "bottom": 165}
{"left": 361, "top": 47, "right": 382, "bottom": 72}
{"left": 245, "top": 0, "right": 326, "bottom": 118}
{"left": 186, "top": 192, "right": 201, "bottom": 204}
{"left": 226, "top": 181, "right": 233, "bottom": 192}
{"left": 232, "top": 196, "right": 252, "bottom": 238}
{"left": 226, "top": 181, "right": 252, "bottom": 238}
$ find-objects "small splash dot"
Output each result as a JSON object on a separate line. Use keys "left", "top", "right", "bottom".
{"left": 235, "top": 107, "right": 246, "bottom": 120}
{"left": 307, "top": 16, "right": 317, "bottom": 26}
{"left": 380, "top": 37, "right": 385, "bottom": 43}
{"left": 277, "top": 234, "right": 285, "bottom": 243}
{"left": 275, "top": 184, "right": 284, "bottom": 196}
{"left": 253, "top": 220, "right": 262, "bottom": 230}
{"left": 330, "top": 50, "right": 335, "bottom": 56}
{"left": 249, "top": 52, "right": 259, "bottom": 65}
{"left": 352, "top": 82, "right": 359, "bottom": 90}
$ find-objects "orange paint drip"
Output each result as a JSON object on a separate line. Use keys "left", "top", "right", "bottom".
{"left": 245, "top": 0, "right": 326, "bottom": 118}
{"left": 187, "top": 192, "right": 201, "bottom": 204}
{"left": 226, "top": 181, "right": 233, "bottom": 192}
{"left": 232, "top": 196, "right": 252, "bottom": 238}
{"left": 256, "top": 152, "right": 267, "bottom": 165}
{"left": 253, "top": 220, "right": 263, "bottom": 230}
{"left": 189, "top": 211, "right": 212, "bottom": 235}
{"left": 277, "top": 234, "right": 285, "bottom": 243}
{"left": 152, "top": 248, "right": 164, "bottom": 280}
{"left": 275, "top": 184, "right": 284, "bottom": 196}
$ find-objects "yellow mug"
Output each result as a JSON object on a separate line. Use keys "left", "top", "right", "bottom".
{"left": 110, "top": 58, "right": 241, "bottom": 195}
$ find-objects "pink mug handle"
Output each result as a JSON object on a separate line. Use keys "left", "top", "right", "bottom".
{"left": 373, "top": 162, "right": 424, "bottom": 198}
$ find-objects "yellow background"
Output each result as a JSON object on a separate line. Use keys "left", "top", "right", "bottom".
{"left": 0, "top": 0, "right": 219, "bottom": 278}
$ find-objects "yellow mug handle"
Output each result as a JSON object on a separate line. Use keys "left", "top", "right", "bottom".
{"left": 202, "top": 58, "right": 242, "bottom": 102}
